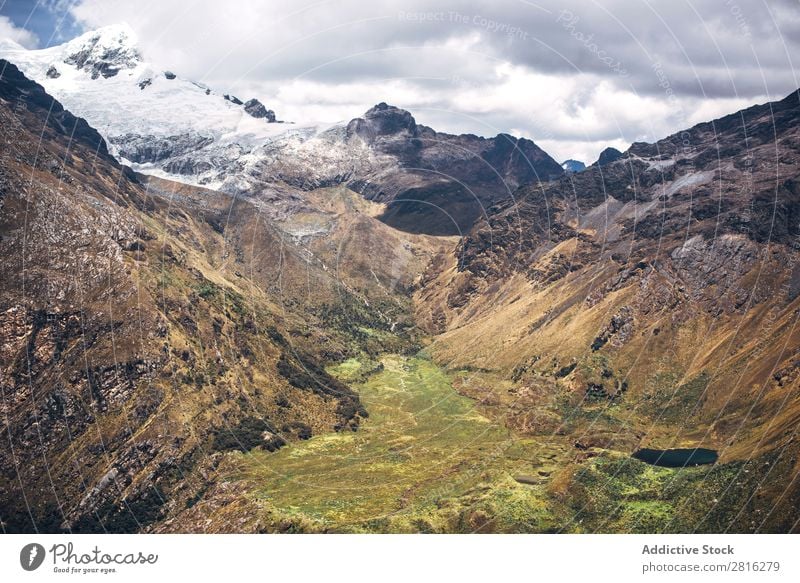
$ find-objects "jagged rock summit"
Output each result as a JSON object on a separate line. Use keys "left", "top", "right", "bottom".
{"left": 244, "top": 98, "right": 276, "bottom": 122}
{"left": 347, "top": 102, "right": 418, "bottom": 140}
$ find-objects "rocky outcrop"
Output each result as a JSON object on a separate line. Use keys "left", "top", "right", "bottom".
{"left": 243, "top": 98, "right": 276, "bottom": 122}
{"left": 591, "top": 306, "right": 634, "bottom": 351}
{"left": 347, "top": 102, "right": 418, "bottom": 142}
{"left": 110, "top": 132, "right": 214, "bottom": 164}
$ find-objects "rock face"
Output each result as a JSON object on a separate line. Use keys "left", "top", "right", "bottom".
{"left": 62, "top": 24, "right": 141, "bottom": 79}
{"left": 109, "top": 132, "right": 214, "bottom": 164}
{"left": 244, "top": 98, "right": 276, "bottom": 122}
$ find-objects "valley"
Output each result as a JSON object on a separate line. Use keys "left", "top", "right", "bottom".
{"left": 222, "top": 355, "right": 559, "bottom": 533}
{"left": 156, "top": 351, "right": 795, "bottom": 534}
{"left": 1, "top": 26, "right": 800, "bottom": 535}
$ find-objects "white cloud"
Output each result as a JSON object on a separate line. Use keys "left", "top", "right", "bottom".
{"left": 53, "top": 0, "right": 800, "bottom": 164}
{"left": 0, "top": 15, "right": 39, "bottom": 48}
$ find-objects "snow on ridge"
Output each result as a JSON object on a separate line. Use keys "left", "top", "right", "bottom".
{"left": 0, "top": 23, "right": 341, "bottom": 193}
{"left": 0, "top": 37, "right": 25, "bottom": 52}
{"left": 0, "top": 27, "right": 301, "bottom": 142}
{"left": 62, "top": 23, "right": 140, "bottom": 61}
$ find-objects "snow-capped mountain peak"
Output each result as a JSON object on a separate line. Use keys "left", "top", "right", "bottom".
{"left": 61, "top": 23, "right": 142, "bottom": 79}
{"left": 561, "top": 159, "right": 585, "bottom": 173}
{"left": 0, "top": 23, "right": 314, "bottom": 193}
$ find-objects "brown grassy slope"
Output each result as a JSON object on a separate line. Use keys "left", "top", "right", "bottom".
{"left": 418, "top": 91, "right": 800, "bottom": 530}
{"left": 0, "top": 60, "right": 403, "bottom": 533}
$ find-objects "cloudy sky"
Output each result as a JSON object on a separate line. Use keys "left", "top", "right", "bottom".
{"left": 1, "top": 0, "right": 798, "bottom": 163}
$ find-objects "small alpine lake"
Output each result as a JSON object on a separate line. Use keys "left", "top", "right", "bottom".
{"left": 632, "top": 447, "right": 719, "bottom": 468}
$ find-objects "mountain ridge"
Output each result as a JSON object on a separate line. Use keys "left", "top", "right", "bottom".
{"left": 0, "top": 25, "right": 563, "bottom": 235}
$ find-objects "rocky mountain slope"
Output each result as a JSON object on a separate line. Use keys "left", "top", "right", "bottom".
{"left": 416, "top": 89, "right": 800, "bottom": 532}
{"left": 151, "top": 90, "right": 800, "bottom": 534}
{"left": 0, "top": 58, "right": 437, "bottom": 532}
{"left": 0, "top": 25, "right": 562, "bottom": 236}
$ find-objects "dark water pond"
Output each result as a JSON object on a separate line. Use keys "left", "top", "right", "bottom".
{"left": 632, "top": 448, "right": 718, "bottom": 468}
